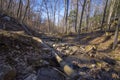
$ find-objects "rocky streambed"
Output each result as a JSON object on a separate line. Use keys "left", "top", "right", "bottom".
{"left": 0, "top": 30, "right": 120, "bottom": 80}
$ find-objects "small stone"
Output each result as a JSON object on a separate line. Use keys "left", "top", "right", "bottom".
{"left": 112, "top": 73, "right": 119, "bottom": 79}
{"left": 56, "top": 47, "right": 63, "bottom": 52}
{"left": 85, "top": 45, "right": 96, "bottom": 53}
{"left": 65, "top": 50, "right": 71, "bottom": 54}
{"left": 40, "top": 60, "right": 49, "bottom": 65}
{"left": 53, "top": 44, "right": 56, "bottom": 47}
{"left": 80, "top": 67, "right": 90, "bottom": 72}
{"left": 71, "top": 46, "right": 79, "bottom": 52}
{"left": 79, "top": 72, "right": 86, "bottom": 76}
{"left": 16, "top": 45, "right": 20, "bottom": 49}
{"left": 24, "top": 66, "right": 35, "bottom": 74}
{"left": 90, "top": 64, "right": 96, "bottom": 68}
{"left": 24, "top": 74, "right": 37, "bottom": 80}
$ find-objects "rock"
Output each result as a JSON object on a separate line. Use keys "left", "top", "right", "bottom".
{"left": 102, "top": 57, "right": 116, "bottom": 65}
{"left": 79, "top": 72, "right": 86, "bottom": 76}
{"left": 96, "top": 62, "right": 108, "bottom": 69}
{"left": 61, "top": 43, "right": 67, "bottom": 47}
{"left": 24, "top": 66, "right": 35, "bottom": 74}
{"left": 37, "top": 67, "right": 65, "bottom": 80}
{"left": 24, "top": 74, "right": 37, "bottom": 80}
{"left": 65, "top": 50, "right": 71, "bottom": 55}
{"left": 27, "top": 56, "right": 49, "bottom": 67}
{"left": 0, "top": 25, "right": 3, "bottom": 29}
{"left": 90, "top": 64, "right": 96, "bottom": 68}
{"left": 70, "top": 46, "right": 79, "bottom": 55}
{"left": 55, "top": 53, "right": 78, "bottom": 78}
{"left": 0, "top": 64, "right": 16, "bottom": 80}
{"left": 71, "top": 46, "right": 79, "bottom": 52}
{"left": 112, "top": 73, "right": 119, "bottom": 79}
{"left": 56, "top": 47, "right": 64, "bottom": 52}
{"left": 46, "top": 41, "right": 54, "bottom": 46}
{"left": 16, "top": 45, "right": 20, "bottom": 49}
{"left": 80, "top": 67, "right": 90, "bottom": 72}
{"left": 52, "top": 44, "right": 56, "bottom": 47}
{"left": 85, "top": 45, "right": 97, "bottom": 53}
{"left": 54, "top": 43, "right": 68, "bottom": 47}
{"left": 3, "top": 16, "right": 11, "bottom": 21}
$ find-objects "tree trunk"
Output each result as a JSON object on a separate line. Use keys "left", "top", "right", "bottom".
{"left": 100, "top": 0, "right": 108, "bottom": 31}
{"left": 107, "top": 0, "right": 116, "bottom": 30}
{"left": 78, "top": 0, "right": 87, "bottom": 34}
{"left": 112, "top": 0, "right": 120, "bottom": 50}
{"left": 74, "top": 0, "right": 78, "bottom": 32}
{"left": 53, "top": 0, "right": 58, "bottom": 33}
{"left": 22, "top": 0, "right": 30, "bottom": 23}
{"left": 0, "top": 0, "right": 3, "bottom": 11}
{"left": 65, "top": 0, "right": 69, "bottom": 34}
{"left": 17, "top": 0, "right": 22, "bottom": 18}
{"left": 86, "top": 0, "right": 91, "bottom": 31}
{"left": 7, "top": 0, "right": 12, "bottom": 11}
{"left": 44, "top": 0, "right": 51, "bottom": 32}
{"left": 57, "top": 1, "right": 60, "bottom": 28}
{"left": 112, "top": 18, "right": 119, "bottom": 50}
{"left": 19, "top": 2, "right": 23, "bottom": 20}
{"left": 32, "top": 37, "right": 77, "bottom": 78}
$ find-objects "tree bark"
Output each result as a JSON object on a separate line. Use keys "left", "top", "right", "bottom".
{"left": 112, "top": 18, "right": 119, "bottom": 50}
{"left": 7, "top": 0, "right": 12, "bottom": 11}
{"left": 86, "top": 0, "right": 91, "bottom": 31}
{"left": 17, "top": 0, "right": 22, "bottom": 18}
{"left": 32, "top": 36, "right": 77, "bottom": 78}
{"left": 112, "top": 0, "right": 120, "bottom": 50}
{"left": 107, "top": 0, "right": 116, "bottom": 30}
{"left": 22, "top": 0, "right": 30, "bottom": 23}
{"left": 44, "top": 0, "right": 51, "bottom": 32}
{"left": 78, "top": 0, "right": 87, "bottom": 34}
{"left": 57, "top": 0, "right": 60, "bottom": 28}
{"left": 53, "top": 0, "right": 58, "bottom": 33}
{"left": 100, "top": 0, "right": 108, "bottom": 31}
{"left": 65, "top": 0, "right": 69, "bottom": 34}
{"left": 0, "top": 0, "right": 3, "bottom": 11}
{"left": 74, "top": 0, "right": 78, "bottom": 32}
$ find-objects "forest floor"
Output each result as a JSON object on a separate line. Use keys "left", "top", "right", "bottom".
{"left": 0, "top": 14, "right": 120, "bottom": 80}
{"left": 43, "top": 31, "right": 120, "bottom": 80}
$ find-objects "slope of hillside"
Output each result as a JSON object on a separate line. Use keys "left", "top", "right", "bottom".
{"left": 0, "top": 14, "right": 120, "bottom": 80}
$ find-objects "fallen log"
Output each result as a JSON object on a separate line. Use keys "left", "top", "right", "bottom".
{"left": 32, "top": 37, "right": 79, "bottom": 79}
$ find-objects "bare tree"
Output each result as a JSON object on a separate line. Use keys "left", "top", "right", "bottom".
{"left": 17, "top": 0, "right": 23, "bottom": 18}
{"left": 86, "top": 0, "right": 91, "bottom": 31}
{"left": 112, "top": 0, "right": 120, "bottom": 50}
{"left": 22, "top": 0, "right": 30, "bottom": 22}
{"left": 64, "top": 0, "right": 69, "bottom": 33}
{"left": 44, "top": 0, "right": 51, "bottom": 32}
{"left": 7, "top": 0, "right": 13, "bottom": 11}
{"left": 112, "top": 18, "right": 119, "bottom": 49}
{"left": 53, "top": 0, "right": 58, "bottom": 32}
{"left": 74, "top": 0, "right": 79, "bottom": 32}
{"left": 107, "top": 0, "right": 116, "bottom": 30}
{"left": 100, "top": 0, "right": 108, "bottom": 31}
{"left": 78, "top": 0, "right": 87, "bottom": 34}
{"left": 57, "top": 0, "right": 61, "bottom": 28}
{"left": 0, "top": 0, "right": 3, "bottom": 11}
